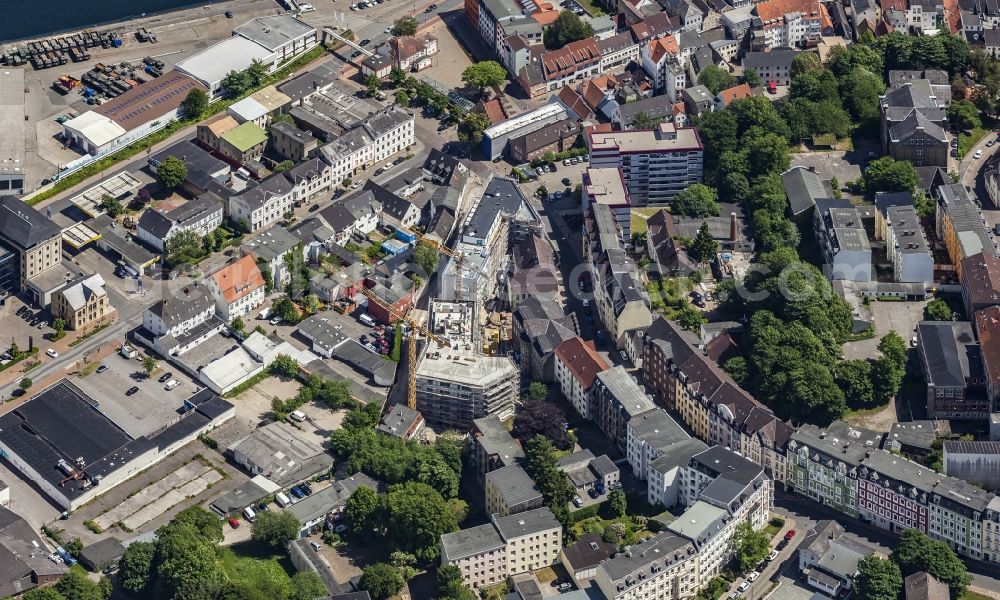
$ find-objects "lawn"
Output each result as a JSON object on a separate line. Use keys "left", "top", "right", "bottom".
{"left": 630, "top": 207, "right": 661, "bottom": 236}
{"left": 574, "top": 0, "right": 606, "bottom": 15}
{"left": 958, "top": 127, "right": 988, "bottom": 158}
{"left": 959, "top": 591, "right": 993, "bottom": 600}
{"left": 218, "top": 544, "right": 295, "bottom": 594}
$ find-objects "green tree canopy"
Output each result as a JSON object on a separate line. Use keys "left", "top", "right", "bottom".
{"left": 790, "top": 52, "right": 822, "bottom": 78}
{"left": 457, "top": 112, "right": 491, "bottom": 145}
{"left": 412, "top": 243, "right": 440, "bottom": 276}
{"left": 461, "top": 61, "right": 507, "bottom": 93}
{"left": 674, "top": 184, "right": 720, "bottom": 218}
{"left": 925, "top": 298, "right": 954, "bottom": 321}
{"left": 948, "top": 99, "right": 982, "bottom": 131}
{"left": 698, "top": 65, "right": 736, "bottom": 95}
{"left": 873, "top": 331, "right": 907, "bottom": 402}
{"left": 689, "top": 222, "right": 720, "bottom": 264}
{"left": 608, "top": 488, "right": 627, "bottom": 518}
{"left": 892, "top": 529, "right": 970, "bottom": 598}
{"left": 835, "top": 359, "right": 874, "bottom": 409}
{"left": 156, "top": 156, "right": 188, "bottom": 189}
{"left": 732, "top": 522, "right": 770, "bottom": 572}
{"left": 524, "top": 436, "right": 575, "bottom": 525}
{"left": 391, "top": 16, "right": 419, "bottom": 37}
{"left": 100, "top": 194, "right": 124, "bottom": 218}
{"left": 181, "top": 88, "right": 209, "bottom": 118}
{"left": 118, "top": 541, "right": 155, "bottom": 594}
{"left": 543, "top": 10, "right": 594, "bottom": 49}
{"left": 345, "top": 485, "right": 380, "bottom": 534}
{"left": 742, "top": 68, "right": 763, "bottom": 88}
{"left": 438, "top": 564, "right": 477, "bottom": 600}
{"left": 854, "top": 556, "right": 903, "bottom": 600}
{"left": 864, "top": 157, "right": 919, "bottom": 193}
{"left": 361, "top": 563, "right": 405, "bottom": 600}
{"left": 251, "top": 510, "right": 300, "bottom": 550}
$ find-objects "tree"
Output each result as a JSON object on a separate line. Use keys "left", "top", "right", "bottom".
{"left": 172, "top": 506, "right": 224, "bottom": 542}
{"left": 698, "top": 65, "right": 735, "bottom": 95}
{"left": 630, "top": 111, "right": 661, "bottom": 130}
{"left": 156, "top": 156, "right": 188, "bottom": 189}
{"left": 290, "top": 571, "right": 328, "bottom": 600}
{"left": 732, "top": 522, "right": 770, "bottom": 572}
{"left": 411, "top": 243, "right": 440, "bottom": 276}
{"left": 608, "top": 488, "right": 627, "bottom": 518}
{"left": 221, "top": 69, "right": 252, "bottom": 97}
{"left": 365, "top": 73, "right": 381, "bottom": 98}
{"left": 461, "top": 61, "right": 507, "bottom": 93}
{"left": 392, "top": 16, "right": 419, "bottom": 37}
{"left": 729, "top": 95, "right": 790, "bottom": 139}
{"left": 23, "top": 589, "right": 66, "bottom": 600}
{"left": 854, "top": 556, "right": 903, "bottom": 600}
{"left": 840, "top": 67, "right": 885, "bottom": 128}
{"left": 747, "top": 133, "right": 791, "bottom": 178}
{"left": 790, "top": 51, "right": 822, "bottom": 78}
{"left": 673, "top": 184, "right": 719, "bottom": 218}
{"left": 524, "top": 436, "right": 575, "bottom": 525}
{"left": 742, "top": 68, "right": 763, "bottom": 88}
{"left": 251, "top": 510, "right": 300, "bottom": 550}
{"left": 873, "top": 331, "right": 907, "bottom": 402}
{"left": 164, "top": 229, "right": 205, "bottom": 268}
{"left": 379, "top": 482, "right": 459, "bottom": 563}
{"left": 181, "top": 88, "right": 209, "bottom": 118}
{"left": 835, "top": 359, "right": 874, "bottom": 409}
{"left": 892, "top": 529, "right": 970, "bottom": 598}
{"left": 154, "top": 522, "right": 221, "bottom": 600}
{"left": 142, "top": 355, "right": 157, "bottom": 377}
{"left": 457, "top": 112, "right": 491, "bottom": 145}
{"left": 790, "top": 68, "right": 839, "bottom": 103}
{"left": 395, "top": 89, "right": 411, "bottom": 106}
{"left": 272, "top": 296, "right": 299, "bottom": 323}
{"left": 926, "top": 299, "right": 954, "bottom": 321}
{"left": 55, "top": 565, "right": 107, "bottom": 600}
{"left": 689, "top": 222, "right": 720, "bottom": 264}
{"left": 948, "top": 99, "right": 981, "bottom": 131}
{"left": 246, "top": 59, "right": 269, "bottom": 87}
{"left": 513, "top": 400, "right": 572, "bottom": 450}
{"left": 543, "top": 10, "right": 594, "bottom": 49}
{"left": 695, "top": 110, "right": 738, "bottom": 180}
{"left": 231, "top": 316, "right": 245, "bottom": 334}
{"left": 52, "top": 318, "right": 66, "bottom": 337}
{"left": 269, "top": 353, "right": 298, "bottom": 379}
{"left": 361, "top": 563, "right": 405, "bottom": 600}
{"left": 438, "top": 565, "right": 477, "bottom": 600}
{"left": 19, "top": 377, "right": 31, "bottom": 390}
{"left": 273, "top": 160, "right": 295, "bottom": 173}
{"left": 345, "top": 485, "right": 380, "bottom": 534}
{"left": 100, "top": 194, "right": 124, "bottom": 218}
{"left": 527, "top": 381, "right": 548, "bottom": 401}
{"left": 864, "top": 157, "right": 919, "bottom": 193}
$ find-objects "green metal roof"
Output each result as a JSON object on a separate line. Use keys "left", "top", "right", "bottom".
{"left": 221, "top": 121, "right": 268, "bottom": 152}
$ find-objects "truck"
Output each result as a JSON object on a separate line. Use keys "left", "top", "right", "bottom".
{"left": 359, "top": 313, "right": 375, "bottom": 327}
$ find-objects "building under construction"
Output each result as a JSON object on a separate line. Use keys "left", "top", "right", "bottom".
{"left": 414, "top": 299, "right": 519, "bottom": 430}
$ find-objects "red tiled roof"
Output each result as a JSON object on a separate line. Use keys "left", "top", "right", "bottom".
{"left": 881, "top": 0, "right": 907, "bottom": 11}
{"left": 541, "top": 38, "right": 600, "bottom": 80}
{"left": 211, "top": 255, "right": 264, "bottom": 305}
{"left": 717, "top": 83, "right": 751, "bottom": 106}
{"left": 557, "top": 85, "right": 591, "bottom": 119}
{"left": 648, "top": 36, "right": 679, "bottom": 63}
{"left": 482, "top": 98, "right": 506, "bottom": 124}
{"left": 976, "top": 306, "right": 1000, "bottom": 387}
{"left": 755, "top": 0, "right": 825, "bottom": 24}
{"left": 555, "top": 337, "right": 609, "bottom": 389}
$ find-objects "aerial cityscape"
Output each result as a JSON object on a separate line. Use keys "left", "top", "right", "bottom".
{"left": 1, "top": 0, "right": 1000, "bottom": 599}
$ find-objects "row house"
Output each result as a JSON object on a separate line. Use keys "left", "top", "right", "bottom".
{"left": 136, "top": 192, "right": 224, "bottom": 252}
{"left": 590, "top": 366, "right": 657, "bottom": 452}
{"left": 936, "top": 184, "right": 997, "bottom": 281}
{"left": 641, "top": 317, "right": 792, "bottom": 487}
{"left": 141, "top": 283, "right": 224, "bottom": 357}
{"left": 538, "top": 38, "right": 602, "bottom": 94}
{"left": 882, "top": 0, "right": 945, "bottom": 33}
{"left": 205, "top": 255, "right": 266, "bottom": 322}
{"left": 595, "top": 532, "right": 699, "bottom": 600}
{"left": 750, "top": 0, "right": 832, "bottom": 51}
{"left": 860, "top": 449, "right": 992, "bottom": 561}
{"left": 788, "top": 422, "right": 885, "bottom": 518}
{"left": 975, "top": 306, "right": 1000, "bottom": 409}
{"left": 598, "top": 32, "right": 641, "bottom": 71}
{"left": 228, "top": 172, "right": 297, "bottom": 233}
{"left": 554, "top": 337, "right": 609, "bottom": 420}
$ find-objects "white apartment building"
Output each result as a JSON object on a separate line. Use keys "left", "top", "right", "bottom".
{"left": 287, "top": 157, "right": 334, "bottom": 206}
{"left": 641, "top": 36, "right": 685, "bottom": 98}
{"left": 625, "top": 408, "right": 690, "bottom": 480}
{"left": 229, "top": 173, "right": 297, "bottom": 233}
{"left": 588, "top": 122, "right": 704, "bottom": 206}
{"left": 205, "top": 255, "right": 266, "bottom": 321}
{"left": 317, "top": 108, "right": 415, "bottom": 185}
{"left": 141, "top": 283, "right": 224, "bottom": 356}
{"left": 440, "top": 524, "right": 508, "bottom": 590}
{"left": 595, "top": 532, "right": 699, "bottom": 600}
{"left": 553, "top": 337, "right": 608, "bottom": 420}
{"left": 667, "top": 500, "right": 737, "bottom": 584}
{"left": 751, "top": 0, "right": 827, "bottom": 50}
{"left": 884, "top": 204, "right": 934, "bottom": 284}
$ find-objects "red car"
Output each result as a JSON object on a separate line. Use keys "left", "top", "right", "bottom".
{"left": 228, "top": 518, "right": 240, "bottom": 529}
{"left": 784, "top": 530, "right": 796, "bottom": 541}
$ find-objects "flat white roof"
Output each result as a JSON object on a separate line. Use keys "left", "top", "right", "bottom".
{"left": 484, "top": 103, "right": 565, "bottom": 139}
{"left": 175, "top": 37, "right": 277, "bottom": 87}
{"left": 64, "top": 111, "right": 127, "bottom": 148}
{"left": 229, "top": 97, "right": 269, "bottom": 122}
{"left": 200, "top": 347, "right": 263, "bottom": 391}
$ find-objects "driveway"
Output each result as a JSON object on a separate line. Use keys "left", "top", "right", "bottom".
{"left": 842, "top": 299, "right": 927, "bottom": 361}
{"left": 727, "top": 517, "right": 803, "bottom": 600}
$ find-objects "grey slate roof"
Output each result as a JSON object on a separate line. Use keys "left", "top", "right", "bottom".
{"left": 617, "top": 95, "right": 676, "bottom": 127}
{"left": 147, "top": 283, "right": 215, "bottom": 329}
{"left": 781, "top": 166, "right": 831, "bottom": 215}
{"left": 485, "top": 465, "right": 542, "bottom": 508}
{"left": 628, "top": 408, "right": 689, "bottom": 452}
{"left": 918, "top": 320, "right": 978, "bottom": 388}
{"left": 493, "top": 507, "right": 560, "bottom": 540}
{"left": 0, "top": 196, "right": 61, "bottom": 249}
{"left": 441, "top": 523, "right": 505, "bottom": 561}
{"left": 377, "top": 404, "right": 423, "bottom": 438}
{"left": 689, "top": 445, "right": 763, "bottom": 485}
{"left": 595, "top": 366, "right": 656, "bottom": 418}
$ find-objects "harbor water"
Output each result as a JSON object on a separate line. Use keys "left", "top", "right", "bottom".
{"left": 0, "top": 0, "right": 226, "bottom": 43}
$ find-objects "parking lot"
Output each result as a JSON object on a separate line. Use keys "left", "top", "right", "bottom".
{"left": 71, "top": 246, "right": 147, "bottom": 302}
{"left": 842, "top": 299, "right": 927, "bottom": 362}
{"left": 0, "top": 297, "right": 55, "bottom": 358}
{"left": 72, "top": 348, "right": 200, "bottom": 438}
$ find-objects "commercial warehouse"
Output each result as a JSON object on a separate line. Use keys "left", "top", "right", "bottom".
{"left": 0, "top": 381, "right": 234, "bottom": 510}
{"left": 175, "top": 36, "right": 279, "bottom": 98}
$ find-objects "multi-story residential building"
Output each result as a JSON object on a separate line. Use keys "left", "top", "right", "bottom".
{"left": 494, "top": 508, "right": 562, "bottom": 575}
{"left": 598, "top": 31, "right": 641, "bottom": 72}
{"left": 681, "top": 446, "right": 772, "bottom": 531}
{"left": 0, "top": 196, "right": 63, "bottom": 305}
{"left": 788, "top": 422, "right": 884, "bottom": 518}
{"left": 508, "top": 232, "right": 559, "bottom": 308}
{"left": 884, "top": 204, "right": 934, "bottom": 284}
{"left": 484, "top": 465, "right": 543, "bottom": 517}
{"left": 860, "top": 449, "right": 993, "bottom": 561}
{"left": 440, "top": 523, "right": 507, "bottom": 590}
{"left": 554, "top": 337, "right": 609, "bottom": 420}
{"left": 647, "top": 438, "right": 709, "bottom": 508}
{"left": 471, "top": 415, "right": 524, "bottom": 484}
{"left": 917, "top": 320, "right": 987, "bottom": 420}
{"left": 391, "top": 33, "right": 439, "bottom": 72}
{"left": 641, "top": 317, "right": 792, "bottom": 487}
{"left": 741, "top": 48, "right": 800, "bottom": 86}
{"left": 666, "top": 500, "right": 735, "bottom": 584}
{"left": 595, "top": 531, "right": 699, "bottom": 600}
{"left": 51, "top": 274, "right": 116, "bottom": 333}
{"left": 240, "top": 226, "right": 302, "bottom": 290}
{"left": 229, "top": 172, "right": 296, "bottom": 233}
{"left": 140, "top": 283, "right": 225, "bottom": 356}
{"left": 270, "top": 121, "right": 318, "bottom": 163}
{"left": 416, "top": 349, "right": 520, "bottom": 430}
{"left": 881, "top": 77, "right": 949, "bottom": 167}
{"left": 814, "top": 198, "right": 872, "bottom": 282}
{"left": 136, "top": 193, "right": 224, "bottom": 252}
{"left": 626, "top": 408, "right": 690, "bottom": 480}
{"left": 641, "top": 36, "right": 684, "bottom": 98}
{"left": 588, "top": 122, "right": 704, "bottom": 206}
{"left": 512, "top": 296, "right": 577, "bottom": 383}
{"left": 318, "top": 190, "right": 383, "bottom": 246}
{"left": 961, "top": 252, "right": 1000, "bottom": 316}
{"left": 975, "top": 305, "right": 1000, "bottom": 408}
{"left": 936, "top": 184, "right": 997, "bottom": 280}
{"left": 286, "top": 157, "right": 334, "bottom": 206}
{"left": 590, "top": 366, "right": 657, "bottom": 452}
{"left": 440, "top": 507, "right": 561, "bottom": 590}
{"left": 750, "top": 0, "right": 830, "bottom": 50}
{"left": 310, "top": 106, "right": 415, "bottom": 186}
{"left": 205, "top": 255, "right": 266, "bottom": 322}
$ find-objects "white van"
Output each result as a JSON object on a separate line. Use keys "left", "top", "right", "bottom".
{"left": 164, "top": 379, "right": 179, "bottom": 391}
{"left": 275, "top": 492, "right": 292, "bottom": 507}
{"left": 289, "top": 410, "right": 306, "bottom": 422}
{"left": 258, "top": 307, "right": 271, "bottom": 320}
{"left": 359, "top": 313, "right": 375, "bottom": 327}
{"left": 243, "top": 507, "right": 256, "bottom": 521}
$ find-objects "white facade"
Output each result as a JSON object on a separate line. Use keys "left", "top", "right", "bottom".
{"left": 555, "top": 351, "right": 591, "bottom": 419}
{"left": 229, "top": 185, "right": 296, "bottom": 233}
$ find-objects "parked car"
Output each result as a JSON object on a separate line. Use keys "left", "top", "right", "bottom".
{"left": 45, "top": 348, "right": 58, "bottom": 358}
{"left": 738, "top": 581, "right": 750, "bottom": 593}
{"left": 359, "top": 39, "right": 371, "bottom": 46}
{"left": 225, "top": 10, "right": 233, "bottom": 17}
{"left": 269, "top": 316, "right": 282, "bottom": 326}
{"left": 784, "top": 530, "right": 796, "bottom": 541}
{"left": 573, "top": 496, "right": 583, "bottom": 507}
{"left": 290, "top": 486, "right": 305, "bottom": 499}
{"left": 310, "top": 540, "right": 322, "bottom": 551}
{"left": 158, "top": 372, "right": 173, "bottom": 383}
{"left": 126, "top": 386, "right": 139, "bottom": 396}
{"left": 96, "top": 364, "right": 108, "bottom": 374}
{"left": 228, "top": 518, "right": 240, "bottom": 528}
{"left": 951, "top": 138, "right": 959, "bottom": 148}
{"left": 975, "top": 149, "right": 985, "bottom": 159}
{"left": 768, "top": 550, "right": 779, "bottom": 561}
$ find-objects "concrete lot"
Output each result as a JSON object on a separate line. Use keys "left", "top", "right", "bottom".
{"left": 71, "top": 246, "right": 147, "bottom": 301}
{"left": 842, "top": 299, "right": 928, "bottom": 361}
{"left": 414, "top": 19, "right": 476, "bottom": 90}
{"left": 790, "top": 151, "right": 862, "bottom": 190}
{"left": 0, "top": 458, "right": 62, "bottom": 532}
{"left": 72, "top": 349, "right": 197, "bottom": 438}
{"left": 0, "top": 296, "right": 54, "bottom": 358}
{"left": 768, "top": 574, "right": 822, "bottom": 600}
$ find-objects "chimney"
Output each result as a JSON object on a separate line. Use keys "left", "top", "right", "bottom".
{"left": 730, "top": 212, "right": 738, "bottom": 242}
